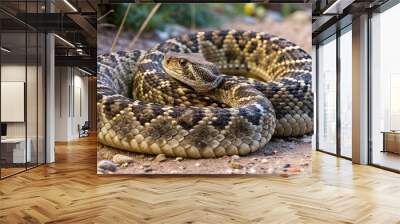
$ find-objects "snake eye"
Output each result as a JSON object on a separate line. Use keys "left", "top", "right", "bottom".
{"left": 179, "top": 59, "right": 187, "bottom": 66}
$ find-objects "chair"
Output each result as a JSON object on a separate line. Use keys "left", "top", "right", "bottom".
{"left": 79, "top": 121, "right": 90, "bottom": 138}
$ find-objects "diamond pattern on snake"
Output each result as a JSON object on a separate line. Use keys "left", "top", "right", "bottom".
{"left": 97, "top": 30, "right": 313, "bottom": 158}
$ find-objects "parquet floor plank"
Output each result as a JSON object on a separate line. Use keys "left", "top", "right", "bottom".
{"left": 0, "top": 136, "right": 399, "bottom": 223}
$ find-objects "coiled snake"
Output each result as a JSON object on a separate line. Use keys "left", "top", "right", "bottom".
{"left": 97, "top": 30, "right": 313, "bottom": 158}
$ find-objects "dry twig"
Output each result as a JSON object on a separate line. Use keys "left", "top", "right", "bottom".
{"left": 111, "top": 3, "right": 132, "bottom": 52}
{"left": 127, "top": 3, "right": 161, "bottom": 50}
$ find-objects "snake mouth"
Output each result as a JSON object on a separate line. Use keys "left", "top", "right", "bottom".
{"left": 162, "top": 54, "right": 223, "bottom": 93}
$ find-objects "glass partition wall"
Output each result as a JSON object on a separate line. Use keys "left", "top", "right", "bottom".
{"left": 0, "top": 1, "right": 46, "bottom": 179}
{"left": 315, "top": 24, "right": 353, "bottom": 159}
{"left": 370, "top": 3, "right": 400, "bottom": 171}
{"left": 317, "top": 35, "right": 337, "bottom": 155}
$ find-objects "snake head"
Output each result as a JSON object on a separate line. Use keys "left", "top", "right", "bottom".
{"left": 163, "top": 51, "right": 223, "bottom": 93}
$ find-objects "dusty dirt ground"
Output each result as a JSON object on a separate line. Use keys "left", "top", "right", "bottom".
{"left": 97, "top": 11, "right": 312, "bottom": 175}
{"left": 97, "top": 136, "right": 312, "bottom": 176}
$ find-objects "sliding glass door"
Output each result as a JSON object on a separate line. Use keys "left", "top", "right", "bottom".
{"left": 339, "top": 26, "right": 352, "bottom": 158}
{"left": 316, "top": 23, "right": 353, "bottom": 159}
{"left": 317, "top": 35, "right": 337, "bottom": 154}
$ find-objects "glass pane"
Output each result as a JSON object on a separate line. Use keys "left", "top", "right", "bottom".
{"left": 38, "top": 32, "right": 45, "bottom": 165}
{"left": 317, "top": 37, "right": 337, "bottom": 154}
{"left": 371, "top": 4, "right": 400, "bottom": 171}
{"left": 27, "top": 31, "right": 38, "bottom": 169}
{"left": 1, "top": 31, "right": 27, "bottom": 177}
{"left": 340, "top": 28, "right": 352, "bottom": 158}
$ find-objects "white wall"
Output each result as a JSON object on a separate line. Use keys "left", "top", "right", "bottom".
{"left": 54, "top": 67, "right": 89, "bottom": 141}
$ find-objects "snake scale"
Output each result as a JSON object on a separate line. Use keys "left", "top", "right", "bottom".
{"left": 97, "top": 30, "right": 313, "bottom": 158}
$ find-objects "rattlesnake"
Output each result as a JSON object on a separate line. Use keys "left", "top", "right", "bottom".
{"left": 97, "top": 30, "right": 313, "bottom": 158}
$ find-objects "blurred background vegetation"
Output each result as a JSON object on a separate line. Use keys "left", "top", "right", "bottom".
{"left": 104, "top": 3, "right": 307, "bottom": 32}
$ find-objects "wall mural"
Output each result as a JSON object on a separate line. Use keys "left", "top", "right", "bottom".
{"left": 97, "top": 3, "right": 313, "bottom": 175}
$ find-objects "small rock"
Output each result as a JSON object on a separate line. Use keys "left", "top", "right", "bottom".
{"left": 226, "top": 169, "right": 233, "bottom": 174}
{"left": 231, "top": 155, "right": 240, "bottom": 161}
{"left": 301, "top": 163, "right": 310, "bottom": 167}
{"left": 261, "top": 158, "right": 268, "bottom": 163}
{"left": 154, "top": 154, "right": 167, "bottom": 162}
{"left": 301, "top": 137, "right": 312, "bottom": 143}
{"left": 112, "top": 154, "right": 134, "bottom": 165}
{"left": 229, "top": 162, "right": 243, "bottom": 169}
{"left": 272, "top": 150, "right": 278, "bottom": 155}
{"left": 232, "top": 169, "right": 242, "bottom": 174}
{"left": 175, "top": 157, "right": 184, "bottom": 162}
{"left": 287, "top": 167, "right": 302, "bottom": 173}
{"left": 144, "top": 167, "right": 153, "bottom": 173}
{"left": 248, "top": 167, "right": 256, "bottom": 174}
{"left": 195, "top": 162, "right": 200, "bottom": 167}
{"left": 252, "top": 157, "right": 258, "bottom": 161}
{"left": 170, "top": 170, "right": 178, "bottom": 174}
{"left": 280, "top": 173, "right": 289, "bottom": 178}
{"left": 98, "top": 160, "right": 117, "bottom": 172}
{"left": 178, "top": 166, "right": 186, "bottom": 170}
{"left": 143, "top": 163, "right": 151, "bottom": 168}
{"left": 283, "top": 164, "right": 291, "bottom": 168}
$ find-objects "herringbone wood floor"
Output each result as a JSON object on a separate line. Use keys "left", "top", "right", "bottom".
{"left": 0, "top": 136, "right": 400, "bottom": 224}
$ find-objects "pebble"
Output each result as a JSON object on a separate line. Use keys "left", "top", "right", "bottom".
{"left": 112, "top": 154, "right": 134, "bottom": 165}
{"left": 287, "top": 167, "right": 302, "bottom": 173}
{"left": 144, "top": 167, "right": 153, "bottom": 173}
{"left": 98, "top": 160, "right": 117, "bottom": 172}
{"left": 232, "top": 169, "right": 242, "bottom": 174}
{"left": 179, "top": 166, "right": 186, "bottom": 170}
{"left": 226, "top": 169, "right": 233, "bottom": 174}
{"left": 283, "top": 164, "right": 291, "bottom": 168}
{"left": 170, "top": 170, "right": 178, "bottom": 174}
{"left": 248, "top": 167, "right": 257, "bottom": 174}
{"left": 175, "top": 157, "right": 184, "bottom": 162}
{"left": 231, "top": 155, "right": 240, "bottom": 161}
{"left": 229, "top": 162, "right": 243, "bottom": 169}
{"left": 154, "top": 154, "right": 167, "bottom": 162}
{"left": 261, "top": 158, "right": 268, "bottom": 163}
{"left": 301, "top": 138, "right": 312, "bottom": 143}
{"left": 280, "top": 173, "right": 289, "bottom": 178}
{"left": 195, "top": 162, "right": 200, "bottom": 167}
